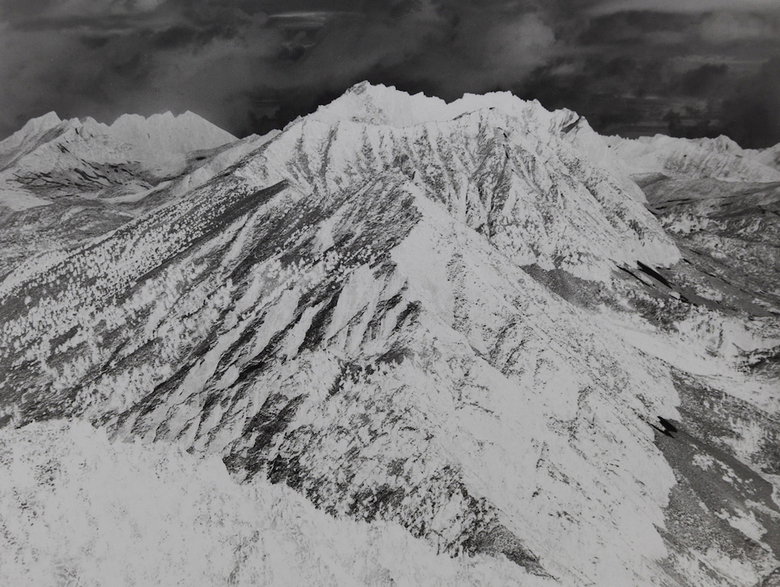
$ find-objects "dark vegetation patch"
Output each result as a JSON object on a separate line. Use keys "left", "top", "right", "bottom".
{"left": 232, "top": 313, "right": 304, "bottom": 386}
{"left": 202, "top": 392, "right": 221, "bottom": 414}
{"left": 362, "top": 288, "right": 407, "bottom": 341}
{"left": 267, "top": 454, "right": 306, "bottom": 490}
{"left": 328, "top": 361, "right": 367, "bottom": 397}
{"left": 104, "top": 362, "right": 193, "bottom": 432}
{"left": 377, "top": 344, "right": 413, "bottom": 366}
{"left": 347, "top": 484, "right": 407, "bottom": 523}
{"left": 223, "top": 393, "right": 306, "bottom": 481}
{"left": 464, "top": 523, "right": 548, "bottom": 576}
{"left": 394, "top": 301, "right": 422, "bottom": 330}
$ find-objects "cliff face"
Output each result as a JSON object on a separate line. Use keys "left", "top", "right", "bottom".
{"left": 1, "top": 83, "right": 779, "bottom": 586}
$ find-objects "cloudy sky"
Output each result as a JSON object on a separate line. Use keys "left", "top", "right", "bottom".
{"left": 1, "top": 0, "right": 779, "bottom": 147}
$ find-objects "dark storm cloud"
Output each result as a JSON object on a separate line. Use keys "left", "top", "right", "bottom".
{"left": 1, "top": 0, "right": 780, "bottom": 147}
{"left": 677, "top": 63, "right": 728, "bottom": 96}
{"left": 577, "top": 11, "right": 703, "bottom": 46}
{"left": 720, "top": 57, "right": 780, "bottom": 148}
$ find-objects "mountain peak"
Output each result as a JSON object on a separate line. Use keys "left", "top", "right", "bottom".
{"left": 0, "top": 109, "right": 241, "bottom": 212}
{"left": 17, "top": 111, "right": 62, "bottom": 136}
{"left": 313, "top": 83, "right": 593, "bottom": 146}
{"left": 0, "top": 111, "right": 64, "bottom": 170}
{"left": 108, "top": 110, "right": 236, "bottom": 154}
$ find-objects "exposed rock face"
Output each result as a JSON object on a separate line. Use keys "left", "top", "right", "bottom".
{"left": 1, "top": 83, "right": 779, "bottom": 586}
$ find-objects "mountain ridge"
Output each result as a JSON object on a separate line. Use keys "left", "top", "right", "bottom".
{"left": 0, "top": 109, "right": 238, "bottom": 210}
{"left": 605, "top": 132, "right": 780, "bottom": 183}
{"left": 1, "top": 83, "right": 779, "bottom": 586}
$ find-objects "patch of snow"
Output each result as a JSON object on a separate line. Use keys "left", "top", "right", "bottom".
{"left": 0, "top": 186, "right": 52, "bottom": 210}
{"left": 715, "top": 508, "right": 766, "bottom": 543}
{"left": 693, "top": 452, "right": 716, "bottom": 471}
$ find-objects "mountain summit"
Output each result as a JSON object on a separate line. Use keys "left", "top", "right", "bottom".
{"left": 1, "top": 84, "right": 779, "bottom": 586}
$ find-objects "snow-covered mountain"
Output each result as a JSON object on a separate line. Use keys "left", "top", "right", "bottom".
{"left": 0, "top": 110, "right": 271, "bottom": 281}
{"left": 0, "top": 109, "right": 237, "bottom": 211}
{"left": 605, "top": 133, "right": 780, "bottom": 183}
{"left": 1, "top": 83, "right": 779, "bottom": 586}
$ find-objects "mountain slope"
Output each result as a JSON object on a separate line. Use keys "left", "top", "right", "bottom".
{"left": 1, "top": 84, "right": 780, "bottom": 586}
{"left": 1, "top": 420, "right": 529, "bottom": 587}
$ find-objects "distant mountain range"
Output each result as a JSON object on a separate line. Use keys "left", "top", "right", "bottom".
{"left": 1, "top": 83, "right": 779, "bottom": 587}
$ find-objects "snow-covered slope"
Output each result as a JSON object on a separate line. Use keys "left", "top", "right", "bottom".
{"left": 747, "top": 143, "right": 780, "bottom": 172}
{"left": 300, "top": 83, "right": 678, "bottom": 281}
{"left": 0, "top": 112, "right": 63, "bottom": 172}
{"left": 0, "top": 113, "right": 257, "bottom": 281}
{"left": 606, "top": 133, "right": 780, "bottom": 183}
{"left": 314, "top": 82, "right": 649, "bottom": 205}
{"left": 1, "top": 84, "right": 779, "bottom": 587}
{"left": 0, "top": 420, "right": 529, "bottom": 587}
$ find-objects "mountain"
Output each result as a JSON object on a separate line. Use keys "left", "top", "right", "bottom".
{"left": 747, "top": 144, "right": 780, "bottom": 173}
{"left": 0, "top": 109, "right": 237, "bottom": 210}
{"left": 0, "top": 110, "right": 270, "bottom": 281}
{"left": 107, "top": 111, "right": 237, "bottom": 155}
{"left": 605, "top": 133, "right": 780, "bottom": 183}
{"left": 1, "top": 83, "right": 780, "bottom": 586}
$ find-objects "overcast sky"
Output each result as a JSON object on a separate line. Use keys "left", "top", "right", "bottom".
{"left": 1, "top": 0, "right": 779, "bottom": 146}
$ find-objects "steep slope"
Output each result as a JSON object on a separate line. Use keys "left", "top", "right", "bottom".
{"left": 0, "top": 112, "right": 63, "bottom": 173}
{"left": 0, "top": 420, "right": 528, "bottom": 587}
{"left": 1, "top": 84, "right": 779, "bottom": 586}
